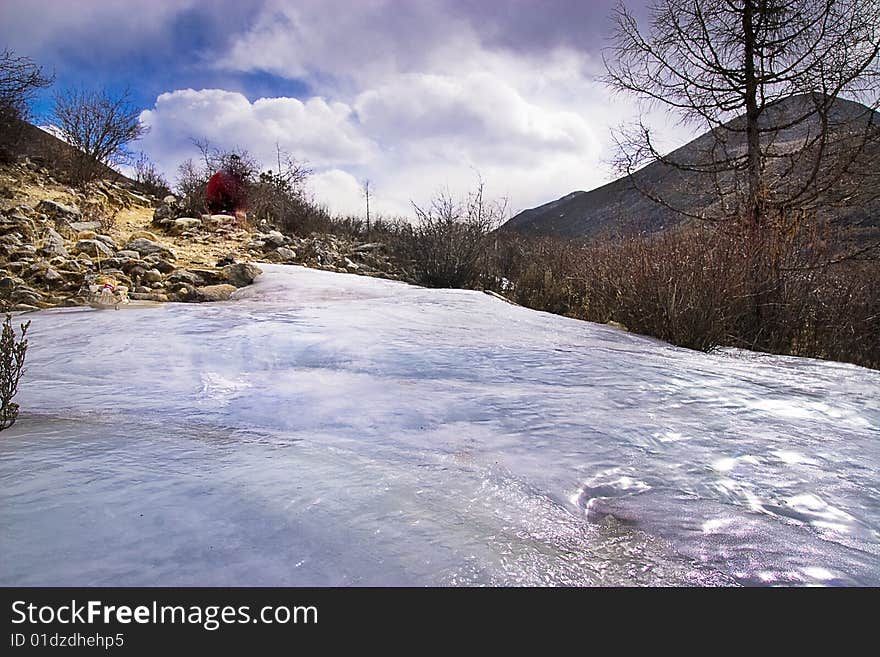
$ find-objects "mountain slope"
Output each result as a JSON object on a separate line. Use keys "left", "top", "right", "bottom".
{"left": 503, "top": 95, "right": 880, "bottom": 239}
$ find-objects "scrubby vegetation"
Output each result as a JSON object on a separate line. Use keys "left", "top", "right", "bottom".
{"left": 480, "top": 220, "right": 879, "bottom": 369}
{"left": 0, "top": 314, "right": 29, "bottom": 431}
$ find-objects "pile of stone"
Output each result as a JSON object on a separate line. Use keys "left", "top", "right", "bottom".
{"left": 151, "top": 194, "right": 410, "bottom": 281}
{"left": 0, "top": 197, "right": 261, "bottom": 311}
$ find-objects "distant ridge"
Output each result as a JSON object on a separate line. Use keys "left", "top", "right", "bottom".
{"left": 502, "top": 95, "right": 880, "bottom": 239}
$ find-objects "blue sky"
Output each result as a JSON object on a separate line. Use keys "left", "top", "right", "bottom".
{"left": 1, "top": 0, "right": 687, "bottom": 218}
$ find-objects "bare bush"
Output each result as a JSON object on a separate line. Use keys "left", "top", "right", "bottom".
{"left": 481, "top": 217, "right": 878, "bottom": 368}
{"left": 402, "top": 183, "right": 507, "bottom": 288}
{"left": 248, "top": 147, "right": 313, "bottom": 228}
{"left": 52, "top": 87, "right": 148, "bottom": 183}
{"left": 132, "top": 152, "right": 170, "bottom": 198}
{"left": 175, "top": 158, "right": 207, "bottom": 216}
{"left": 0, "top": 315, "right": 30, "bottom": 431}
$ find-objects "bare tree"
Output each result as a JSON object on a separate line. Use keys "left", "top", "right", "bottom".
{"left": 604, "top": 0, "right": 880, "bottom": 230}
{"left": 406, "top": 180, "right": 507, "bottom": 288}
{"left": 132, "top": 152, "right": 170, "bottom": 198}
{"left": 52, "top": 86, "right": 148, "bottom": 181}
{"left": 362, "top": 178, "right": 372, "bottom": 235}
{"left": 0, "top": 49, "right": 53, "bottom": 151}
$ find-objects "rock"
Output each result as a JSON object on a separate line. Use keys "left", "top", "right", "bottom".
{"left": 142, "top": 268, "right": 163, "bottom": 284}
{"left": 116, "top": 250, "right": 141, "bottom": 260}
{"left": 41, "top": 268, "right": 63, "bottom": 284}
{"left": 221, "top": 262, "right": 262, "bottom": 288}
{"left": 167, "top": 269, "right": 204, "bottom": 286}
{"left": 196, "top": 284, "right": 237, "bottom": 302}
{"left": 74, "top": 239, "right": 115, "bottom": 258}
{"left": 263, "top": 230, "right": 286, "bottom": 246}
{"left": 188, "top": 268, "right": 225, "bottom": 285}
{"left": 152, "top": 197, "right": 180, "bottom": 225}
{"left": 95, "top": 234, "right": 118, "bottom": 249}
{"left": 10, "top": 304, "right": 39, "bottom": 312}
{"left": 11, "top": 286, "right": 43, "bottom": 305}
{"left": 36, "top": 199, "right": 81, "bottom": 224}
{"left": 344, "top": 257, "right": 360, "bottom": 271}
{"left": 168, "top": 217, "right": 201, "bottom": 235}
{"left": 40, "top": 227, "right": 69, "bottom": 257}
{"left": 128, "top": 230, "right": 160, "bottom": 242}
{"left": 129, "top": 292, "right": 169, "bottom": 302}
{"left": 354, "top": 243, "right": 385, "bottom": 253}
{"left": 69, "top": 221, "right": 103, "bottom": 233}
{"left": 150, "top": 258, "right": 176, "bottom": 274}
{"left": 276, "top": 246, "right": 297, "bottom": 261}
{"left": 101, "top": 257, "right": 132, "bottom": 270}
{"left": 170, "top": 283, "right": 199, "bottom": 302}
{"left": 124, "top": 237, "right": 174, "bottom": 258}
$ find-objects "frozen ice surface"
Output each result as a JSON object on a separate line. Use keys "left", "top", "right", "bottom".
{"left": 1, "top": 265, "right": 878, "bottom": 586}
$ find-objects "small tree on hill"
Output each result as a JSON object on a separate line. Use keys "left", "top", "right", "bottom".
{"left": 52, "top": 86, "right": 148, "bottom": 182}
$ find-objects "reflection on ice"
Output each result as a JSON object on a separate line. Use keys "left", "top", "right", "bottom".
{"left": 1, "top": 265, "right": 878, "bottom": 586}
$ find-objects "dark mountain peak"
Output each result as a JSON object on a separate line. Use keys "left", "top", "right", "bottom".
{"left": 502, "top": 95, "right": 879, "bottom": 239}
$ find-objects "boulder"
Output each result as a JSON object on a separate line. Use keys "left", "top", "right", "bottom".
{"left": 167, "top": 269, "right": 204, "bottom": 286}
{"left": 142, "top": 268, "right": 163, "bottom": 284}
{"left": 74, "top": 239, "right": 115, "bottom": 258}
{"left": 188, "top": 268, "right": 225, "bottom": 285}
{"left": 262, "top": 230, "right": 286, "bottom": 246}
{"left": 148, "top": 258, "right": 176, "bottom": 274}
{"left": 129, "top": 292, "right": 168, "bottom": 302}
{"left": 69, "top": 221, "right": 103, "bottom": 233}
{"left": 40, "top": 227, "right": 69, "bottom": 258}
{"left": 196, "top": 284, "right": 237, "bottom": 302}
{"left": 124, "top": 237, "right": 175, "bottom": 258}
{"left": 95, "top": 235, "right": 118, "bottom": 248}
{"left": 221, "top": 262, "right": 262, "bottom": 288}
{"left": 168, "top": 217, "right": 202, "bottom": 235}
{"left": 36, "top": 199, "right": 81, "bottom": 225}
{"left": 152, "top": 197, "right": 180, "bottom": 225}
{"left": 276, "top": 246, "right": 297, "bottom": 261}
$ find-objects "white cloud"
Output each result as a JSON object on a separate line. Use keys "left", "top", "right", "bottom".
{"left": 137, "top": 88, "right": 376, "bottom": 180}
{"left": 131, "top": 1, "right": 699, "bottom": 219}
{"left": 308, "top": 170, "right": 366, "bottom": 216}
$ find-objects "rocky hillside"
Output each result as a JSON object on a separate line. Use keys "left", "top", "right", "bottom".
{"left": 504, "top": 95, "right": 880, "bottom": 239}
{"left": 0, "top": 157, "right": 406, "bottom": 312}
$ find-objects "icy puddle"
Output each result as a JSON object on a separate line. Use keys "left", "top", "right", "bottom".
{"left": 1, "top": 265, "right": 878, "bottom": 586}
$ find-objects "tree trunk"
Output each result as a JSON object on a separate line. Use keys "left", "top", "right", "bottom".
{"left": 742, "top": 0, "right": 762, "bottom": 230}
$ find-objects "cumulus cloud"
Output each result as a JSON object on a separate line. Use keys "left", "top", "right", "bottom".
{"left": 18, "top": 0, "right": 693, "bottom": 219}
{"left": 137, "top": 88, "right": 375, "bottom": 179}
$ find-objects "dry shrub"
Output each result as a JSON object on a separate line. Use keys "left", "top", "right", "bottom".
{"left": 398, "top": 185, "right": 505, "bottom": 289}
{"left": 0, "top": 314, "right": 29, "bottom": 431}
